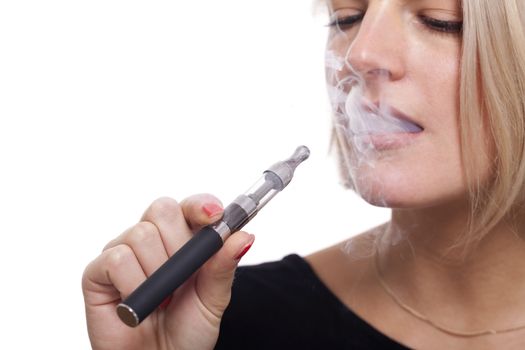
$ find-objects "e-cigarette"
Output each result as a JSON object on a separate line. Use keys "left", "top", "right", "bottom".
{"left": 116, "top": 145, "right": 310, "bottom": 327}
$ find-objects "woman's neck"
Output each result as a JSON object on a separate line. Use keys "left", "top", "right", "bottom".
{"left": 379, "top": 205, "right": 525, "bottom": 332}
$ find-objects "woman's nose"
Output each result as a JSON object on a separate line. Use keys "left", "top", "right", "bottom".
{"left": 347, "top": 5, "right": 406, "bottom": 83}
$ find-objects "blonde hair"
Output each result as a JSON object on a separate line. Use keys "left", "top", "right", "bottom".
{"left": 331, "top": 0, "right": 525, "bottom": 253}
{"left": 457, "top": 0, "right": 525, "bottom": 251}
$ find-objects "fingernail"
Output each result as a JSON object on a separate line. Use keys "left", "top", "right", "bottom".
{"left": 202, "top": 203, "right": 223, "bottom": 218}
{"left": 234, "top": 242, "right": 253, "bottom": 260}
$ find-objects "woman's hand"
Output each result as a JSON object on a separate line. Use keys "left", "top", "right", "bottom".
{"left": 82, "top": 195, "right": 254, "bottom": 350}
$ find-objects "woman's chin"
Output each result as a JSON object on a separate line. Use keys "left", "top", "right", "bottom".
{"left": 347, "top": 157, "right": 469, "bottom": 209}
{"left": 351, "top": 174, "right": 438, "bottom": 209}
{"left": 355, "top": 188, "right": 404, "bottom": 208}
{"left": 353, "top": 179, "right": 468, "bottom": 210}
{"left": 350, "top": 171, "right": 412, "bottom": 208}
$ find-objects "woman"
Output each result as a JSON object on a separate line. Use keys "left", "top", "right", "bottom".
{"left": 82, "top": 0, "right": 525, "bottom": 348}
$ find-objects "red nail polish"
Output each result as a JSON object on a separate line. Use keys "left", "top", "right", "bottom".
{"left": 202, "top": 203, "right": 223, "bottom": 218}
{"left": 234, "top": 243, "right": 253, "bottom": 260}
{"left": 160, "top": 295, "right": 173, "bottom": 310}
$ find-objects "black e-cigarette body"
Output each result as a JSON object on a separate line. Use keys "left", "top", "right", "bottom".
{"left": 117, "top": 146, "right": 310, "bottom": 327}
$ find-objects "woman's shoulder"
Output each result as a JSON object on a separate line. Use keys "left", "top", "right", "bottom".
{"left": 305, "top": 230, "right": 380, "bottom": 303}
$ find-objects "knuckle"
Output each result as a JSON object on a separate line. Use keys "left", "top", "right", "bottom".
{"left": 105, "top": 244, "right": 134, "bottom": 271}
{"left": 148, "top": 196, "right": 183, "bottom": 219}
{"left": 127, "top": 221, "right": 158, "bottom": 246}
{"left": 81, "top": 261, "right": 95, "bottom": 289}
{"left": 102, "top": 237, "right": 118, "bottom": 252}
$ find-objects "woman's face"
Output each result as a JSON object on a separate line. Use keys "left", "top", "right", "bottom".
{"left": 326, "top": 0, "right": 477, "bottom": 209}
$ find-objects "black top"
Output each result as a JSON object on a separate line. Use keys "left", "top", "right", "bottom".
{"left": 216, "top": 254, "right": 410, "bottom": 350}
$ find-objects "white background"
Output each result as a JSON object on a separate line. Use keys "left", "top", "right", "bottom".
{"left": 0, "top": 1, "right": 389, "bottom": 348}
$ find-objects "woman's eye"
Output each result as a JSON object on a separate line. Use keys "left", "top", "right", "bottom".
{"left": 327, "top": 14, "right": 364, "bottom": 31}
{"left": 419, "top": 15, "right": 463, "bottom": 34}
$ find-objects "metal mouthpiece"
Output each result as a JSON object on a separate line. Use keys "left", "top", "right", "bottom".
{"left": 266, "top": 145, "right": 310, "bottom": 190}
{"left": 285, "top": 146, "right": 310, "bottom": 170}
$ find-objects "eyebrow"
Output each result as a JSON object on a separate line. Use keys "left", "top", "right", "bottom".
{"left": 328, "top": 0, "right": 368, "bottom": 9}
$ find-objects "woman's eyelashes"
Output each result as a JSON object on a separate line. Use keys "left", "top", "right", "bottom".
{"left": 418, "top": 15, "right": 463, "bottom": 34}
{"left": 327, "top": 13, "right": 364, "bottom": 30}
{"left": 327, "top": 12, "right": 462, "bottom": 35}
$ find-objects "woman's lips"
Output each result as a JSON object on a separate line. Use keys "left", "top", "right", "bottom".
{"left": 384, "top": 105, "right": 424, "bottom": 133}
{"left": 358, "top": 102, "right": 424, "bottom": 134}
{"left": 354, "top": 132, "right": 423, "bottom": 151}
{"left": 350, "top": 102, "right": 424, "bottom": 150}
